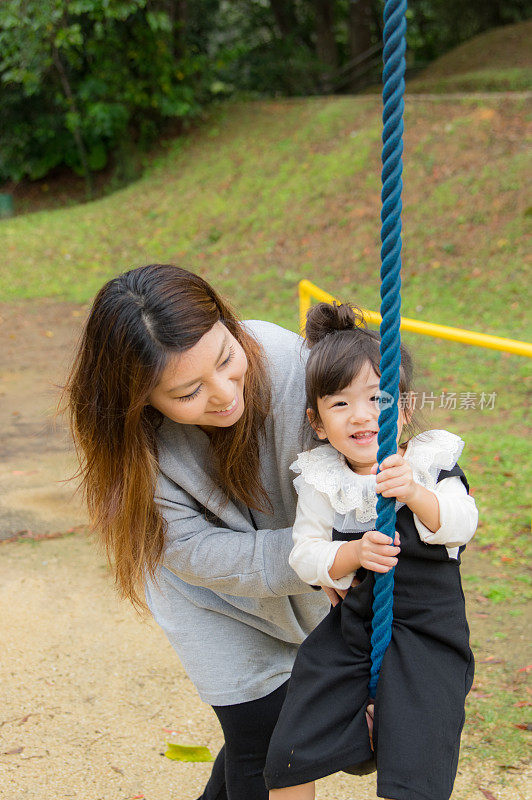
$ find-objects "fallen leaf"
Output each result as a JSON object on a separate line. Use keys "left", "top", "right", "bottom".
{"left": 514, "top": 701, "right": 532, "bottom": 708}
{"left": 479, "top": 788, "right": 497, "bottom": 800}
{"left": 4, "top": 747, "right": 24, "bottom": 755}
{"left": 514, "top": 723, "right": 532, "bottom": 731}
{"left": 111, "top": 766, "right": 124, "bottom": 775}
{"left": 164, "top": 743, "right": 214, "bottom": 762}
{"left": 162, "top": 728, "right": 179, "bottom": 735}
{"left": 518, "top": 665, "right": 532, "bottom": 673}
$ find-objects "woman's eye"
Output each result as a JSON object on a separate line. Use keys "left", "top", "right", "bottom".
{"left": 177, "top": 386, "right": 201, "bottom": 402}
{"left": 222, "top": 346, "right": 235, "bottom": 366}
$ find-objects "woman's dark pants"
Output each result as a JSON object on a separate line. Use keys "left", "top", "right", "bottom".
{"left": 197, "top": 680, "right": 289, "bottom": 800}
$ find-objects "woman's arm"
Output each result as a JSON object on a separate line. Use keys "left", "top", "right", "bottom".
{"left": 156, "top": 472, "right": 317, "bottom": 598}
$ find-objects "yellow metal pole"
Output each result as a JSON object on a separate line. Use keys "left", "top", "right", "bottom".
{"left": 298, "top": 279, "right": 532, "bottom": 358}
{"left": 298, "top": 282, "right": 312, "bottom": 335}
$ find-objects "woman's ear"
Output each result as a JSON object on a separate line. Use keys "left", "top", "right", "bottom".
{"left": 307, "top": 408, "right": 327, "bottom": 440}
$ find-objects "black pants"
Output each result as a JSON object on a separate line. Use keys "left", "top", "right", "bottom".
{"left": 197, "top": 680, "right": 289, "bottom": 800}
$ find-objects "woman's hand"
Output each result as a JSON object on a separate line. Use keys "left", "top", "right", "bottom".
{"left": 354, "top": 530, "right": 400, "bottom": 573}
{"left": 321, "top": 586, "right": 347, "bottom": 606}
{"left": 372, "top": 453, "right": 418, "bottom": 504}
{"left": 321, "top": 573, "right": 362, "bottom": 606}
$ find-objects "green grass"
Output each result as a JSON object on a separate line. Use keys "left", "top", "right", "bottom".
{"left": 409, "top": 19, "right": 532, "bottom": 93}
{"left": 409, "top": 67, "right": 532, "bottom": 94}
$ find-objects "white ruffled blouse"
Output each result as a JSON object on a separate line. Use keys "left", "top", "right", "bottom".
{"left": 288, "top": 429, "right": 478, "bottom": 591}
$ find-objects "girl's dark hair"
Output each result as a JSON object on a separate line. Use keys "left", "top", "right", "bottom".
{"left": 62, "top": 264, "right": 271, "bottom": 611}
{"left": 305, "top": 302, "right": 418, "bottom": 441}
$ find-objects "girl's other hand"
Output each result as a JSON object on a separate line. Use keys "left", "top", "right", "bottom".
{"left": 371, "top": 454, "right": 417, "bottom": 504}
{"left": 355, "top": 530, "right": 400, "bottom": 573}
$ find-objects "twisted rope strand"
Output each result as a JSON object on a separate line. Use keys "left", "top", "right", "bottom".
{"left": 368, "top": 0, "right": 407, "bottom": 700}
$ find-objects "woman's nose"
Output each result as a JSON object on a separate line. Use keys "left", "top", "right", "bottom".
{"left": 209, "top": 376, "right": 235, "bottom": 407}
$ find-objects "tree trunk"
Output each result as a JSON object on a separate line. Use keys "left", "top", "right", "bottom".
{"left": 269, "top": 0, "right": 299, "bottom": 38}
{"left": 314, "top": 0, "right": 338, "bottom": 81}
{"left": 52, "top": 46, "right": 93, "bottom": 199}
{"left": 349, "top": 0, "right": 373, "bottom": 60}
{"left": 173, "top": 0, "right": 188, "bottom": 59}
{"left": 348, "top": 0, "right": 374, "bottom": 91}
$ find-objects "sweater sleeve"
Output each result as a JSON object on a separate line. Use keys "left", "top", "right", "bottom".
{"left": 413, "top": 476, "right": 478, "bottom": 557}
{"left": 156, "top": 472, "right": 316, "bottom": 598}
{"left": 289, "top": 477, "right": 357, "bottom": 591}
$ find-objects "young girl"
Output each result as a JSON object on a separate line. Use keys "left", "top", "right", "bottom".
{"left": 264, "top": 302, "right": 477, "bottom": 800}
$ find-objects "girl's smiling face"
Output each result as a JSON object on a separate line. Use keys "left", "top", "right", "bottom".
{"left": 309, "top": 363, "right": 407, "bottom": 474}
{"left": 147, "top": 321, "right": 248, "bottom": 429}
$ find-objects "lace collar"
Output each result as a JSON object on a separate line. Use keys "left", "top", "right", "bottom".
{"left": 290, "top": 429, "right": 464, "bottom": 521}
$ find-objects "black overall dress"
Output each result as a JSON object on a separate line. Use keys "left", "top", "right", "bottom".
{"left": 264, "top": 463, "right": 475, "bottom": 800}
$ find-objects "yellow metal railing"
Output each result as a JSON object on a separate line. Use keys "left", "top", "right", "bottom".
{"left": 298, "top": 279, "right": 532, "bottom": 358}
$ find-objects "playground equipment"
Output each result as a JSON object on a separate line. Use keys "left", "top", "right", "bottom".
{"left": 309, "top": 0, "right": 532, "bottom": 701}
{"left": 367, "top": 0, "right": 408, "bottom": 698}
{"left": 299, "top": 280, "right": 532, "bottom": 359}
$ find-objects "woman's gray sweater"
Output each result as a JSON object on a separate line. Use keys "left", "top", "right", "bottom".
{"left": 145, "top": 320, "right": 329, "bottom": 705}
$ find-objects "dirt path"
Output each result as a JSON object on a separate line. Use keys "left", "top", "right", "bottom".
{"left": 0, "top": 300, "right": 91, "bottom": 541}
{"left": 0, "top": 300, "right": 529, "bottom": 799}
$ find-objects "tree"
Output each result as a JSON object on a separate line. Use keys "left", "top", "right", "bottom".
{"left": 0, "top": 0, "right": 207, "bottom": 187}
{"left": 314, "top": 0, "right": 339, "bottom": 74}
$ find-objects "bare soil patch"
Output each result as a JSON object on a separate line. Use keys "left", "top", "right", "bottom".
{"left": 0, "top": 299, "right": 90, "bottom": 539}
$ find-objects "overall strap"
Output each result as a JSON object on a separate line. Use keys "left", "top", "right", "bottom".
{"left": 437, "top": 462, "right": 470, "bottom": 494}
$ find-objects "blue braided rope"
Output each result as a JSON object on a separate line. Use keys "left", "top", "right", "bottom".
{"left": 368, "top": 0, "right": 407, "bottom": 700}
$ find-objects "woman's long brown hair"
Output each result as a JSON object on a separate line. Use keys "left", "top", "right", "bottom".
{"left": 63, "top": 264, "right": 271, "bottom": 611}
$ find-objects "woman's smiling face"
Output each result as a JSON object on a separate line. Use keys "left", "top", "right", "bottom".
{"left": 147, "top": 321, "right": 248, "bottom": 429}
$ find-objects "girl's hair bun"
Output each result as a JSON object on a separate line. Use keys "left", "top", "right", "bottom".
{"left": 305, "top": 301, "right": 366, "bottom": 347}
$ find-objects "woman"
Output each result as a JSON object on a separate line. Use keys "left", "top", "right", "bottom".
{"left": 65, "top": 263, "right": 329, "bottom": 799}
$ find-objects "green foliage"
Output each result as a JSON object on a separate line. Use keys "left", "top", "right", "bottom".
{"left": 0, "top": 0, "right": 208, "bottom": 184}
{"left": 207, "top": 1, "right": 323, "bottom": 96}
{"left": 1, "top": 1, "right": 530, "bottom": 184}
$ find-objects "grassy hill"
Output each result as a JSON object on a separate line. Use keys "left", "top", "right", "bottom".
{"left": 408, "top": 19, "right": 532, "bottom": 93}
{"left": 1, "top": 92, "right": 531, "bottom": 556}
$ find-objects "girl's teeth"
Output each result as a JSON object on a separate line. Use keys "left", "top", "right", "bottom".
{"left": 354, "top": 432, "right": 374, "bottom": 439}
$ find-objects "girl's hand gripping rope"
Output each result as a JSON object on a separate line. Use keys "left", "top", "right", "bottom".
{"left": 372, "top": 453, "right": 416, "bottom": 504}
